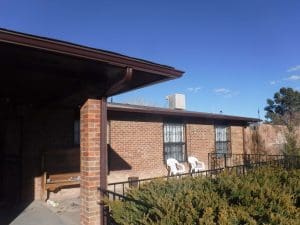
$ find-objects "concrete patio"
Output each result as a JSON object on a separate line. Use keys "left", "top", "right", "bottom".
{"left": 0, "top": 198, "right": 80, "bottom": 225}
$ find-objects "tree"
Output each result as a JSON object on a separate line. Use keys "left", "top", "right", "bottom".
{"left": 264, "top": 87, "right": 300, "bottom": 155}
{"left": 264, "top": 87, "right": 300, "bottom": 125}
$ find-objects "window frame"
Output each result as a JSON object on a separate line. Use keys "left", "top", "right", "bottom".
{"left": 163, "top": 122, "right": 187, "bottom": 163}
{"left": 214, "top": 125, "right": 231, "bottom": 156}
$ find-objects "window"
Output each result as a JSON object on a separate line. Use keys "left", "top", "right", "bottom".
{"left": 163, "top": 123, "right": 186, "bottom": 162}
{"left": 215, "top": 126, "right": 231, "bottom": 155}
{"left": 74, "top": 120, "right": 80, "bottom": 145}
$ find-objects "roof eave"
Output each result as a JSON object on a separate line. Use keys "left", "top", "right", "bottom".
{"left": 0, "top": 28, "right": 184, "bottom": 78}
{"left": 107, "top": 104, "right": 261, "bottom": 123}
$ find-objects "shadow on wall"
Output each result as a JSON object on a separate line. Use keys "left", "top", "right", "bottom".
{"left": 43, "top": 147, "right": 80, "bottom": 174}
{"left": 0, "top": 107, "right": 80, "bottom": 225}
{"left": 0, "top": 115, "right": 34, "bottom": 225}
{"left": 108, "top": 144, "right": 132, "bottom": 171}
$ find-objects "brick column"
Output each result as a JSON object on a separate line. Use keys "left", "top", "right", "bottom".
{"left": 80, "top": 98, "right": 107, "bottom": 225}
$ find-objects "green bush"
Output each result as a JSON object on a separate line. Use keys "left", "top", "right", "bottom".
{"left": 109, "top": 167, "right": 300, "bottom": 225}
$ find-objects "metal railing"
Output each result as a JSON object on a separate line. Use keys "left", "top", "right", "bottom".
{"left": 108, "top": 153, "right": 300, "bottom": 196}
{"left": 207, "top": 153, "right": 291, "bottom": 169}
{"left": 99, "top": 188, "right": 153, "bottom": 225}
{"left": 100, "top": 188, "right": 152, "bottom": 207}
{"left": 107, "top": 167, "right": 224, "bottom": 196}
{"left": 100, "top": 154, "right": 300, "bottom": 225}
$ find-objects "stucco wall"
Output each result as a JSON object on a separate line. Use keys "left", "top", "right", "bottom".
{"left": 244, "top": 124, "right": 287, "bottom": 155}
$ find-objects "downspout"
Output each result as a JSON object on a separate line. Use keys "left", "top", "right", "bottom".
{"left": 100, "top": 67, "right": 133, "bottom": 225}
{"left": 103, "top": 66, "right": 133, "bottom": 175}
{"left": 105, "top": 67, "right": 133, "bottom": 96}
{"left": 102, "top": 66, "right": 133, "bottom": 180}
{"left": 107, "top": 119, "right": 111, "bottom": 175}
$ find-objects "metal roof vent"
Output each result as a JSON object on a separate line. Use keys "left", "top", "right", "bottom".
{"left": 166, "top": 94, "right": 186, "bottom": 110}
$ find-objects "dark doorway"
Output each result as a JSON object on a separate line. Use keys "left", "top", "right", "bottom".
{"left": 0, "top": 115, "right": 22, "bottom": 205}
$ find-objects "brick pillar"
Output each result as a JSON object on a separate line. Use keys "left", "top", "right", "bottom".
{"left": 80, "top": 98, "right": 107, "bottom": 225}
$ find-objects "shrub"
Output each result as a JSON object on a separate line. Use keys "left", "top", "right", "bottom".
{"left": 283, "top": 126, "right": 300, "bottom": 156}
{"left": 109, "top": 167, "right": 300, "bottom": 225}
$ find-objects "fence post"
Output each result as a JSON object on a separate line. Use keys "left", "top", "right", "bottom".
{"left": 103, "top": 205, "right": 109, "bottom": 225}
{"left": 224, "top": 153, "right": 227, "bottom": 168}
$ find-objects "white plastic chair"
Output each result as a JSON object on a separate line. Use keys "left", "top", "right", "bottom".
{"left": 188, "top": 156, "right": 206, "bottom": 173}
{"left": 166, "top": 158, "right": 186, "bottom": 176}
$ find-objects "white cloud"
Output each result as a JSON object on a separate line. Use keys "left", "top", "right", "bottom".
{"left": 214, "top": 88, "right": 230, "bottom": 94}
{"left": 270, "top": 75, "right": 300, "bottom": 85}
{"left": 285, "top": 75, "right": 300, "bottom": 81}
{"left": 287, "top": 65, "right": 300, "bottom": 72}
{"left": 187, "top": 86, "right": 202, "bottom": 93}
{"left": 213, "top": 88, "right": 239, "bottom": 98}
{"left": 269, "top": 66, "right": 300, "bottom": 85}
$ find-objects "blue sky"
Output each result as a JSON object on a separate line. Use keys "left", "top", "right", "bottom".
{"left": 1, "top": 0, "right": 300, "bottom": 119}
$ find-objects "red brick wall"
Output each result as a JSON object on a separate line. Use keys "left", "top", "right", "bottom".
{"left": 12, "top": 104, "right": 298, "bottom": 206}
{"left": 108, "top": 119, "right": 167, "bottom": 182}
{"left": 186, "top": 123, "right": 215, "bottom": 167}
{"left": 108, "top": 118, "right": 246, "bottom": 182}
{"left": 230, "top": 126, "right": 244, "bottom": 154}
{"left": 80, "top": 99, "right": 105, "bottom": 225}
{"left": 14, "top": 106, "right": 248, "bottom": 202}
{"left": 10, "top": 105, "right": 248, "bottom": 202}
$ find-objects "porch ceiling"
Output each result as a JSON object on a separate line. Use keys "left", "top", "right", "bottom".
{"left": 0, "top": 28, "right": 184, "bottom": 108}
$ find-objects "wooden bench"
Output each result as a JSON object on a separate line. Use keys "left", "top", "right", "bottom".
{"left": 42, "top": 148, "right": 80, "bottom": 200}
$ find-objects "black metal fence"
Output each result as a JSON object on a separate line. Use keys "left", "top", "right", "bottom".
{"left": 107, "top": 167, "right": 225, "bottom": 196}
{"left": 99, "top": 188, "right": 152, "bottom": 225}
{"left": 100, "top": 154, "right": 300, "bottom": 225}
{"left": 208, "top": 153, "right": 291, "bottom": 169}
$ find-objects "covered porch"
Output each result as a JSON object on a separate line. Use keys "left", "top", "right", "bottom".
{"left": 0, "top": 28, "right": 183, "bottom": 225}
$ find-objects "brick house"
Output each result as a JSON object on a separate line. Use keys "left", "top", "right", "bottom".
{"left": 0, "top": 28, "right": 183, "bottom": 225}
{"left": 0, "top": 28, "right": 260, "bottom": 225}
{"left": 107, "top": 103, "right": 260, "bottom": 182}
